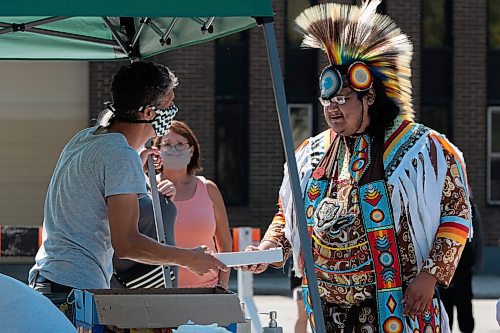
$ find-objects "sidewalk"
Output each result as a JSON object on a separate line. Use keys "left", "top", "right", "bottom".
{"left": 473, "top": 275, "right": 500, "bottom": 299}
{"left": 253, "top": 296, "right": 500, "bottom": 333}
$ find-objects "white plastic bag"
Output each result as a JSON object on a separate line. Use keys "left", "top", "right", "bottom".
{"left": 496, "top": 298, "right": 500, "bottom": 327}
{"left": 173, "top": 323, "right": 231, "bottom": 333}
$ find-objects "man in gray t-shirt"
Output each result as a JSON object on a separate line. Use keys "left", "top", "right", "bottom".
{"left": 29, "top": 62, "right": 227, "bottom": 298}
{"left": 30, "top": 127, "right": 147, "bottom": 289}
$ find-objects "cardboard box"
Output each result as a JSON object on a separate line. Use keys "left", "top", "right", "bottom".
{"left": 214, "top": 248, "right": 283, "bottom": 267}
{"left": 74, "top": 287, "right": 245, "bottom": 330}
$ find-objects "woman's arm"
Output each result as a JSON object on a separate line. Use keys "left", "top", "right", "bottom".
{"left": 206, "top": 179, "right": 233, "bottom": 288}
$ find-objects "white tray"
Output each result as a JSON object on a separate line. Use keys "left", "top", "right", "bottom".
{"left": 214, "top": 248, "right": 283, "bottom": 267}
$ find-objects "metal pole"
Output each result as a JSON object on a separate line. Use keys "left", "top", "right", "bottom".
{"left": 131, "top": 17, "right": 149, "bottom": 48}
{"left": 261, "top": 19, "right": 326, "bottom": 333}
{"left": 102, "top": 17, "right": 131, "bottom": 56}
{"left": 237, "top": 227, "right": 262, "bottom": 333}
{"left": 160, "top": 17, "right": 178, "bottom": 45}
{"left": 145, "top": 140, "right": 173, "bottom": 288}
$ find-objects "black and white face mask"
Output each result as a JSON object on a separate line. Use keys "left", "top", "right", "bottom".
{"left": 102, "top": 102, "right": 178, "bottom": 136}
{"left": 135, "top": 104, "right": 178, "bottom": 136}
{"left": 149, "top": 104, "right": 178, "bottom": 136}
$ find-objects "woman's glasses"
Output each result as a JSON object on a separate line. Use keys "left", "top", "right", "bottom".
{"left": 161, "top": 141, "right": 190, "bottom": 151}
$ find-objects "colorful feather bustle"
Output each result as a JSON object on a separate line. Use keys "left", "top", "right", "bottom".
{"left": 295, "top": 0, "right": 414, "bottom": 119}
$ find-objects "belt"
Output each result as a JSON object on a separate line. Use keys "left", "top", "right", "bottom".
{"left": 32, "top": 272, "right": 73, "bottom": 293}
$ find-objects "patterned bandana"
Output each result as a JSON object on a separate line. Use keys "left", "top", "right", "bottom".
{"left": 102, "top": 102, "right": 178, "bottom": 136}
{"left": 132, "top": 103, "right": 178, "bottom": 136}
{"left": 149, "top": 104, "right": 178, "bottom": 136}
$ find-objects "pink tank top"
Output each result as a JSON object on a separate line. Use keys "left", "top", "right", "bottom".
{"left": 173, "top": 176, "right": 218, "bottom": 288}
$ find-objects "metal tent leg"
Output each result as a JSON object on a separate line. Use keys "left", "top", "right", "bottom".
{"left": 261, "top": 19, "right": 327, "bottom": 333}
{"left": 146, "top": 140, "right": 173, "bottom": 288}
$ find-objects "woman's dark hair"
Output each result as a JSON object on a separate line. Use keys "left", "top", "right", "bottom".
{"left": 354, "top": 76, "right": 399, "bottom": 138}
{"left": 110, "top": 61, "right": 178, "bottom": 123}
{"left": 153, "top": 120, "right": 203, "bottom": 175}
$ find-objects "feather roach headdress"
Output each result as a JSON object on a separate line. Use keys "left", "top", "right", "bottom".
{"left": 296, "top": 0, "right": 414, "bottom": 119}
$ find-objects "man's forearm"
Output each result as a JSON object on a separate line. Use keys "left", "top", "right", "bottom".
{"left": 116, "top": 233, "right": 191, "bottom": 267}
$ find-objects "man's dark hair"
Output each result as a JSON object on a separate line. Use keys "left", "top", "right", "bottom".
{"left": 355, "top": 76, "right": 399, "bottom": 138}
{"left": 110, "top": 61, "right": 178, "bottom": 123}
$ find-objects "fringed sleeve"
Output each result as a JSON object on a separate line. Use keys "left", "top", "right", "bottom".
{"left": 421, "top": 135, "right": 471, "bottom": 287}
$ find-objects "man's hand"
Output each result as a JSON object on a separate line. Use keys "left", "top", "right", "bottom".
{"left": 403, "top": 270, "right": 438, "bottom": 316}
{"left": 183, "top": 245, "right": 229, "bottom": 276}
{"left": 238, "top": 245, "right": 270, "bottom": 274}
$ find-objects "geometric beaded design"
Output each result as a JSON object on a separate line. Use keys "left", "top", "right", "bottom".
{"left": 359, "top": 180, "right": 405, "bottom": 333}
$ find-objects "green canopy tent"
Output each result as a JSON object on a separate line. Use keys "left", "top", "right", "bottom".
{"left": 0, "top": 0, "right": 271, "bottom": 60}
{"left": 0, "top": 1, "right": 327, "bottom": 331}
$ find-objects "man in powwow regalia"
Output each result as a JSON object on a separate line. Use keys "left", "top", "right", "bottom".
{"left": 244, "top": 1, "right": 472, "bottom": 332}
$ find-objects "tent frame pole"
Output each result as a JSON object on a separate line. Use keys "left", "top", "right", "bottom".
{"left": 131, "top": 18, "right": 149, "bottom": 49}
{"left": 102, "top": 17, "right": 131, "bottom": 56}
{"left": 261, "top": 17, "right": 327, "bottom": 333}
{"left": 0, "top": 21, "right": 120, "bottom": 48}
{"left": 0, "top": 16, "right": 66, "bottom": 34}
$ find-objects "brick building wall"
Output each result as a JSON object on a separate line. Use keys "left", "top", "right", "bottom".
{"left": 453, "top": 0, "right": 500, "bottom": 249}
{"left": 152, "top": 43, "right": 217, "bottom": 180}
{"left": 387, "top": 0, "right": 421, "bottom": 119}
{"left": 247, "top": 0, "right": 286, "bottom": 228}
{"left": 89, "top": 61, "right": 127, "bottom": 122}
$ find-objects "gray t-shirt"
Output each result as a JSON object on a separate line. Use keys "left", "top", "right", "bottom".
{"left": 29, "top": 127, "right": 147, "bottom": 289}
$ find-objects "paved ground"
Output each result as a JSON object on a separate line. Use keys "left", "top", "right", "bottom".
{"left": 232, "top": 270, "right": 500, "bottom": 332}
{"left": 253, "top": 296, "right": 499, "bottom": 333}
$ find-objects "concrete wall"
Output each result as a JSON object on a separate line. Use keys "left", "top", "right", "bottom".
{"left": 0, "top": 61, "right": 89, "bottom": 226}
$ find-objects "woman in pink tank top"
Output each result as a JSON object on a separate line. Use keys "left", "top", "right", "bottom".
{"left": 154, "top": 120, "right": 232, "bottom": 288}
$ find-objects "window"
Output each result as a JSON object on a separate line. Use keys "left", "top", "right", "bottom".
{"left": 489, "top": 0, "right": 500, "bottom": 49}
{"left": 489, "top": 0, "right": 500, "bottom": 104}
{"left": 488, "top": 107, "right": 500, "bottom": 204}
{"left": 215, "top": 32, "right": 249, "bottom": 205}
{"left": 421, "top": 106, "right": 450, "bottom": 136}
{"left": 422, "top": 0, "right": 449, "bottom": 48}
{"left": 488, "top": 0, "right": 500, "bottom": 205}
{"left": 215, "top": 101, "right": 248, "bottom": 205}
{"left": 421, "top": 0, "right": 452, "bottom": 138}
{"left": 285, "top": 0, "right": 318, "bottom": 132}
{"left": 289, "top": 104, "right": 313, "bottom": 148}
